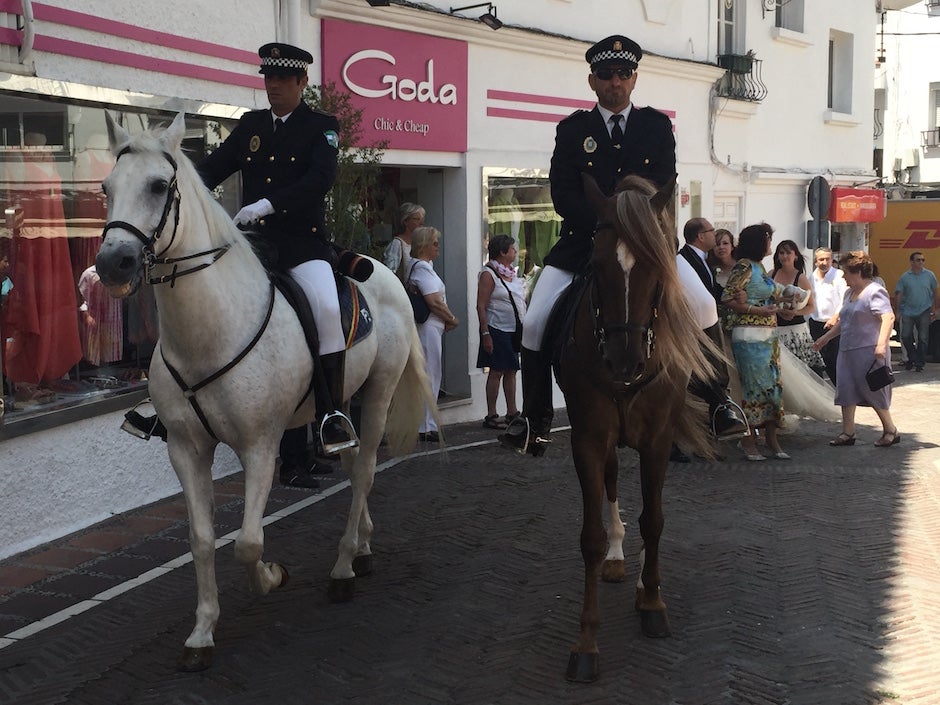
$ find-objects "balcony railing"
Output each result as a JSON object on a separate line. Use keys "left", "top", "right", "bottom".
{"left": 715, "top": 55, "right": 768, "bottom": 103}
{"left": 923, "top": 128, "right": 940, "bottom": 148}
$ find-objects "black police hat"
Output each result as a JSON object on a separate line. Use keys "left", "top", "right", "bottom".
{"left": 585, "top": 35, "right": 643, "bottom": 70}
{"left": 258, "top": 42, "right": 312, "bottom": 77}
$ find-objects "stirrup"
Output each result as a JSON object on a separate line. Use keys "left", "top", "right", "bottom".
{"left": 499, "top": 417, "right": 551, "bottom": 456}
{"left": 711, "top": 399, "right": 749, "bottom": 440}
{"left": 319, "top": 411, "right": 359, "bottom": 455}
{"left": 120, "top": 399, "right": 168, "bottom": 441}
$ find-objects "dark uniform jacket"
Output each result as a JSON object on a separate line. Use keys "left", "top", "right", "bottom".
{"left": 197, "top": 100, "right": 340, "bottom": 270}
{"left": 545, "top": 105, "right": 676, "bottom": 273}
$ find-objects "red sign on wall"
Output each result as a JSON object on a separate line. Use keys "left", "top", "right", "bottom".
{"left": 826, "top": 187, "right": 886, "bottom": 223}
{"left": 321, "top": 19, "right": 468, "bottom": 152}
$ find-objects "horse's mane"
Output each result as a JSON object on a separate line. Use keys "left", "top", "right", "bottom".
{"left": 133, "top": 129, "right": 257, "bottom": 264}
{"left": 613, "top": 176, "right": 714, "bottom": 391}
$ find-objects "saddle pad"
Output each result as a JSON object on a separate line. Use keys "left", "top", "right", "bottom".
{"left": 338, "top": 278, "right": 373, "bottom": 349}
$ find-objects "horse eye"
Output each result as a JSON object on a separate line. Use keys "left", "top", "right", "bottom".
{"left": 100, "top": 182, "right": 108, "bottom": 196}
{"left": 151, "top": 179, "right": 169, "bottom": 195}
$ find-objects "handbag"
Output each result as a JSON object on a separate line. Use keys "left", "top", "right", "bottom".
{"left": 406, "top": 261, "right": 431, "bottom": 324}
{"left": 488, "top": 264, "right": 523, "bottom": 353}
{"left": 866, "top": 359, "right": 895, "bottom": 392}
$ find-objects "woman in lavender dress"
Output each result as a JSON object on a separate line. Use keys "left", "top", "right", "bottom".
{"left": 813, "top": 251, "right": 899, "bottom": 447}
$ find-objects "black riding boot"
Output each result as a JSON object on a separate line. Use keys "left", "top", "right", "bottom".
{"left": 316, "top": 351, "right": 359, "bottom": 455}
{"left": 499, "top": 347, "right": 553, "bottom": 457}
{"left": 689, "top": 324, "right": 747, "bottom": 439}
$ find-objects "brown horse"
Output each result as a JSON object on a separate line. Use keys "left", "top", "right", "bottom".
{"left": 557, "top": 174, "right": 716, "bottom": 682}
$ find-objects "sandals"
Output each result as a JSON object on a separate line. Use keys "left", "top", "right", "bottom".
{"left": 483, "top": 414, "right": 508, "bottom": 430}
{"left": 874, "top": 429, "right": 901, "bottom": 447}
{"left": 829, "top": 433, "right": 856, "bottom": 446}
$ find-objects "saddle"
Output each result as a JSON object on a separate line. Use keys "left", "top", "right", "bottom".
{"left": 270, "top": 270, "right": 374, "bottom": 364}
{"left": 546, "top": 271, "right": 591, "bottom": 368}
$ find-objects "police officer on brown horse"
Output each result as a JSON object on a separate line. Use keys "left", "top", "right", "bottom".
{"left": 501, "top": 35, "right": 677, "bottom": 456}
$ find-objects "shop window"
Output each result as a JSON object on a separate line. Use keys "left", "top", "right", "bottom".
{"left": 0, "top": 95, "right": 237, "bottom": 433}
{"left": 482, "top": 168, "right": 559, "bottom": 277}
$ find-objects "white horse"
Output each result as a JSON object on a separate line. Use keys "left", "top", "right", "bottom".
{"left": 95, "top": 112, "right": 436, "bottom": 671}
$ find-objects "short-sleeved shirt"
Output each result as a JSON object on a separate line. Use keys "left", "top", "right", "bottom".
{"left": 838, "top": 282, "right": 893, "bottom": 351}
{"left": 894, "top": 268, "right": 937, "bottom": 317}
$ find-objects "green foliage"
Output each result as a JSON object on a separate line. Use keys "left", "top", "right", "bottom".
{"left": 304, "top": 82, "right": 387, "bottom": 255}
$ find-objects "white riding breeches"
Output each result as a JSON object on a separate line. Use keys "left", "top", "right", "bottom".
{"left": 521, "top": 265, "right": 575, "bottom": 352}
{"left": 288, "top": 259, "right": 345, "bottom": 355}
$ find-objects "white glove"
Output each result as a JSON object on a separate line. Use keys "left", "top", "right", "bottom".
{"left": 233, "top": 198, "right": 274, "bottom": 227}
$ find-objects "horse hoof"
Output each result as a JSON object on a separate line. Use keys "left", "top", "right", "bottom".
{"left": 601, "top": 559, "right": 626, "bottom": 583}
{"left": 352, "top": 554, "right": 373, "bottom": 577}
{"left": 328, "top": 577, "right": 355, "bottom": 603}
{"left": 639, "top": 609, "right": 671, "bottom": 638}
{"left": 565, "top": 652, "right": 600, "bottom": 683}
{"left": 177, "top": 646, "right": 214, "bottom": 672}
{"left": 278, "top": 564, "right": 290, "bottom": 588}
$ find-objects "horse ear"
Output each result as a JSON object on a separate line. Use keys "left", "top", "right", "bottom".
{"left": 581, "top": 172, "right": 607, "bottom": 215}
{"left": 104, "top": 111, "right": 131, "bottom": 156}
{"left": 649, "top": 175, "right": 677, "bottom": 213}
{"left": 160, "top": 112, "right": 187, "bottom": 153}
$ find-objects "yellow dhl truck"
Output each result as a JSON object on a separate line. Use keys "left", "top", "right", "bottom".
{"left": 869, "top": 199, "right": 940, "bottom": 293}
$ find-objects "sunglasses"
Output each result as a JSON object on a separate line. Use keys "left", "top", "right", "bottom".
{"left": 593, "top": 67, "right": 634, "bottom": 81}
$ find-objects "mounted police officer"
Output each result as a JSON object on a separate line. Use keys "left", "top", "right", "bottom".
{"left": 500, "top": 35, "right": 679, "bottom": 456}
{"left": 196, "top": 42, "right": 357, "bottom": 485}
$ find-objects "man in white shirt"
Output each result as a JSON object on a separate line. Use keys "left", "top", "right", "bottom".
{"left": 676, "top": 218, "right": 747, "bottom": 445}
{"left": 808, "top": 247, "right": 846, "bottom": 384}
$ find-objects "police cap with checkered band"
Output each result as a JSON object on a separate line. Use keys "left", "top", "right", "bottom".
{"left": 585, "top": 35, "right": 643, "bottom": 70}
{"left": 258, "top": 43, "right": 312, "bottom": 77}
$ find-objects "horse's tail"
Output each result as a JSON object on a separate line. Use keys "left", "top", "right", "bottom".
{"left": 383, "top": 326, "right": 440, "bottom": 456}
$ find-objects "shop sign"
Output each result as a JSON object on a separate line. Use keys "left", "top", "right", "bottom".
{"left": 321, "top": 19, "right": 468, "bottom": 152}
{"left": 826, "top": 187, "right": 886, "bottom": 223}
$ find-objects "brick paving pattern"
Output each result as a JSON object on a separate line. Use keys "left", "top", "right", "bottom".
{"left": 1, "top": 364, "right": 939, "bottom": 704}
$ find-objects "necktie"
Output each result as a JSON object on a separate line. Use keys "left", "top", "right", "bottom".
{"left": 274, "top": 117, "right": 283, "bottom": 133}
{"left": 610, "top": 114, "right": 624, "bottom": 143}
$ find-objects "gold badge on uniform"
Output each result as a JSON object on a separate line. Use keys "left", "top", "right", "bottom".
{"left": 249, "top": 135, "right": 261, "bottom": 152}
{"left": 583, "top": 136, "right": 597, "bottom": 153}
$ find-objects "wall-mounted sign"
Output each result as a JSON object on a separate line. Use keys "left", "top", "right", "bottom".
{"left": 826, "top": 187, "right": 886, "bottom": 223}
{"left": 321, "top": 19, "right": 468, "bottom": 153}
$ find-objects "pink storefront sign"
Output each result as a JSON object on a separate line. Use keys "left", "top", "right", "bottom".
{"left": 321, "top": 19, "right": 468, "bottom": 153}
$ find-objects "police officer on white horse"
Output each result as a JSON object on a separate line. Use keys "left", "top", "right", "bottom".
{"left": 199, "top": 42, "right": 358, "bottom": 466}
{"left": 121, "top": 42, "right": 358, "bottom": 486}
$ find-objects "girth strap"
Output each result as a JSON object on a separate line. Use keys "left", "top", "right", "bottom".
{"left": 161, "top": 279, "right": 277, "bottom": 440}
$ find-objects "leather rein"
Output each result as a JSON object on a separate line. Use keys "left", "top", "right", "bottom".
{"left": 100, "top": 145, "right": 276, "bottom": 441}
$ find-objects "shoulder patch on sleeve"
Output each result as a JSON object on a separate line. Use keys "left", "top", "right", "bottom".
{"left": 324, "top": 130, "right": 339, "bottom": 150}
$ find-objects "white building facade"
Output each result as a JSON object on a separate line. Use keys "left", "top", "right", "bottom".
{"left": 876, "top": 0, "right": 940, "bottom": 196}
{"left": 0, "top": 0, "right": 880, "bottom": 558}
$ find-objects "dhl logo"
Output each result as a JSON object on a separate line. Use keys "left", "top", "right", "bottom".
{"left": 878, "top": 221, "right": 940, "bottom": 249}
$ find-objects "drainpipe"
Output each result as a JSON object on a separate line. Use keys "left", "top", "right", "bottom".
{"left": 18, "top": 0, "right": 34, "bottom": 65}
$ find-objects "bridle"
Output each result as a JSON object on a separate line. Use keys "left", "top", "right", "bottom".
{"left": 591, "top": 221, "right": 662, "bottom": 368}
{"left": 100, "top": 143, "right": 279, "bottom": 441}
{"left": 100, "top": 145, "right": 230, "bottom": 287}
